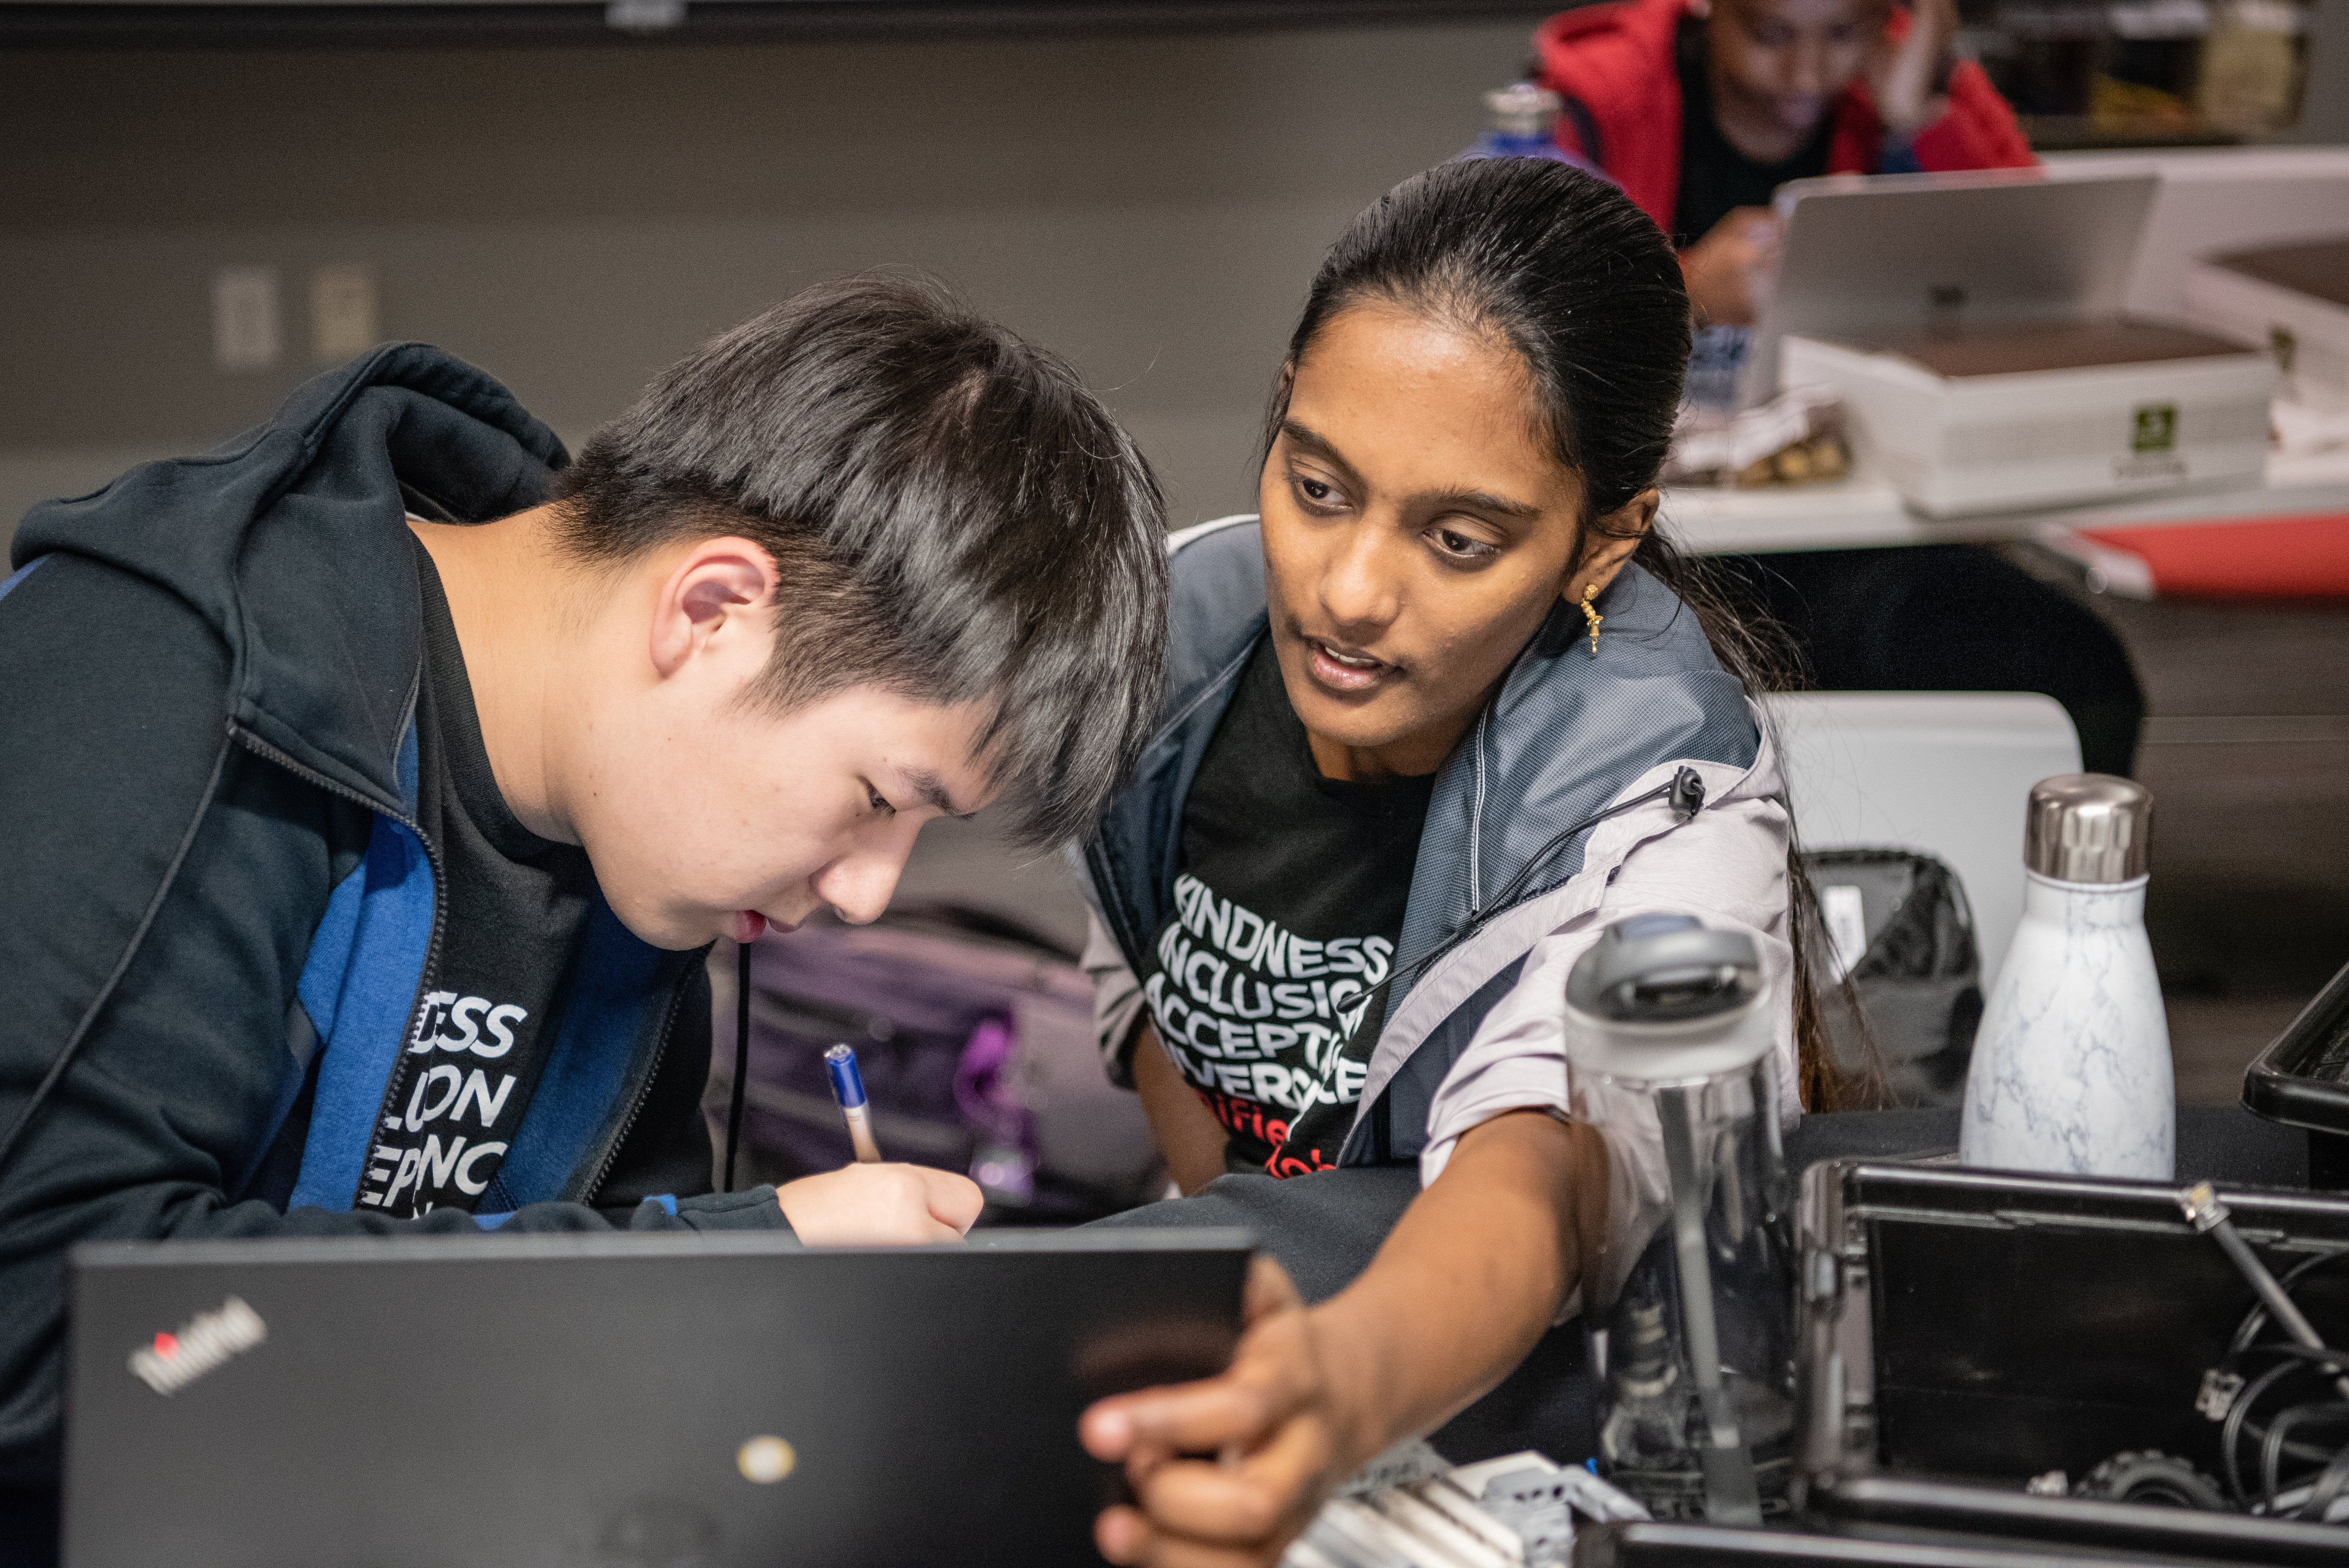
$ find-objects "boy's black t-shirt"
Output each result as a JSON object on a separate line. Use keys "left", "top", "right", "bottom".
{"left": 1132, "top": 640, "right": 1434, "bottom": 1177}
{"left": 354, "top": 538, "right": 599, "bottom": 1217}
{"left": 1673, "top": 15, "right": 1833, "bottom": 245}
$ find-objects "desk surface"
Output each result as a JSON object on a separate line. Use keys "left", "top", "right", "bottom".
{"left": 1663, "top": 446, "right": 2349, "bottom": 556}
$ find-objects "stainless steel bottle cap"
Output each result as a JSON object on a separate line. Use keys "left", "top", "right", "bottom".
{"left": 2024, "top": 773, "right": 2153, "bottom": 884}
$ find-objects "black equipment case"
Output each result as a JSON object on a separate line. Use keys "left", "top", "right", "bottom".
{"left": 2243, "top": 957, "right": 2349, "bottom": 1188}
{"left": 1787, "top": 1159, "right": 2349, "bottom": 1562}
{"left": 1581, "top": 1158, "right": 2349, "bottom": 1565}
{"left": 1569, "top": 1160, "right": 2349, "bottom": 1558}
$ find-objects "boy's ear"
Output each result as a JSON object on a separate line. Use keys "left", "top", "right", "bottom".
{"left": 648, "top": 537, "right": 781, "bottom": 680}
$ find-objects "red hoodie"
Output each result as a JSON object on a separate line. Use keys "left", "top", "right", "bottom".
{"left": 1535, "top": 0, "right": 2036, "bottom": 235}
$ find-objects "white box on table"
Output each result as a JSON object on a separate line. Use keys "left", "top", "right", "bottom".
{"left": 1781, "top": 320, "right": 2274, "bottom": 518}
{"left": 2181, "top": 237, "right": 2349, "bottom": 415}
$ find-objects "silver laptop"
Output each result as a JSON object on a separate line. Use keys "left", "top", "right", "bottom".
{"left": 1740, "top": 169, "right": 2160, "bottom": 408}
{"left": 68, "top": 1228, "right": 1250, "bottom": 1567}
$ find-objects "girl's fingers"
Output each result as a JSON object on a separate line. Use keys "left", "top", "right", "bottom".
{"left": 1096, "top": 1505, "right": 1151, "bottom": 1565}
{"left": 1088, "top": 1303, "right": 1316, "bottom": 1458}
{"left": 1129, "top": 1405, "right": 1335, "bottom": 1545}
{"left": 1242, "top": 1254, "right": 1305, "bottom": 1321}
{"left": 1095, "top": 1369, "right": 1294, "bottom": 1458}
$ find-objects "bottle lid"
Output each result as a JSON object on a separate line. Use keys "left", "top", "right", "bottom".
{"left": 1562, "top": 914, "right": 1773, "bottom": 1082}
{"left": 1484, "top": 83, "right": 1563, "bottom": 138}
{"left": 1566, "top": 913, "right": 1762, "bottom": 1021}
{"left": 2023, "top": 773, "right": 2154, "bottom": 883}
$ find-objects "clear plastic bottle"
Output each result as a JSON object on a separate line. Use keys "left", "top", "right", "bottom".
{"left": 1566, "top": 914, "right": 1797, "bottom": 1525}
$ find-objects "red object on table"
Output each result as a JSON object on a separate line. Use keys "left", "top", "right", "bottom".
{"left": 2077, "top": 512, "right": 2349, "bottom": 600}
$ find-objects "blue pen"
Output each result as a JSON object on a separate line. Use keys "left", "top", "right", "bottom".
{"left": 823, "top": 1043, "right": 885, "bottom": 1164}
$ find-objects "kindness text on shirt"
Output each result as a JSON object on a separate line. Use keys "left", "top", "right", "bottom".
{"left": 1144, "top": 872, "right": 1392, "bottom": 1173}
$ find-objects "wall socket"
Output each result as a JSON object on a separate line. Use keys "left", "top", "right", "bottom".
{"left": 311, "top": 264, "right": 379, "bottom": 363}
{"left": 211, "top": 265, "right": 281, "bottom": 372}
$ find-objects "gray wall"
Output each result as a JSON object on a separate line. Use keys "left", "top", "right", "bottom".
{"left": 7, "top": 8, "right": 2343, "bottom": 550}
{"left": 2288, "top": 0, "right": 2349, "bottom": 146}
{"left": 0, "top": 18, "right": 1553, "bottom": 545}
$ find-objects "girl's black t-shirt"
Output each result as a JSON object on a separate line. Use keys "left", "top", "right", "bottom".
{"left": 1132, "top": 639, "right": 1435, "bottom": 1177}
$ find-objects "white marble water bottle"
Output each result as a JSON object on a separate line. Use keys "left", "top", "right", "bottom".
{"left": 1960, "top": 775, "right": 2172, "bottom": 1179}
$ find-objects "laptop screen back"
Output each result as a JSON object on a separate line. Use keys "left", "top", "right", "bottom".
{"left": 68, "top": 1228, "right": 1250, "bottom": 1568}
{"left": 1740, "top": 170, "right": 2159, "bottom": 407}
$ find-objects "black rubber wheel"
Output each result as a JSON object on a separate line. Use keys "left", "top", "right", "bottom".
{"left": 2075, "top": 1450, "right": 2230, "bottom": 1511}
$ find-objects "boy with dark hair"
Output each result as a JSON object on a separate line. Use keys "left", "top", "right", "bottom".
{"left": 0, "top": 278, "right": 1170, "bottom": 1542}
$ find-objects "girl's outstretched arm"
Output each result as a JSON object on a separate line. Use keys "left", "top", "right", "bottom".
{"left": 1080, "top": 1107, "right": 1607, "bottom": 1568}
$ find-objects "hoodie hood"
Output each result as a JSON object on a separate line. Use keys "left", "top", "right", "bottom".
{"left": 12, "top": 344, "right": 566, "bottom": 816}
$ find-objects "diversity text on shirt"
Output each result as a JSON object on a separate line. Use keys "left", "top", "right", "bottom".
{"left": 357, "top": 990, "right": 527, "bottom": 1215}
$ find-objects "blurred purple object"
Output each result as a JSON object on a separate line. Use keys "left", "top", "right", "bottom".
{"left": 954, "top": 1016, "right": 1039, "bottom": 1206}
{"left": 713, "top": 905, "right": 1161, "bottom": 1221}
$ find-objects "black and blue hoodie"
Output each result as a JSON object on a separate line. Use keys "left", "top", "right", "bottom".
{"left": 0, "top": 347, "right": 785, "bottom": 1494}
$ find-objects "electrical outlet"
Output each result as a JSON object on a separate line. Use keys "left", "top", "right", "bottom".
{"left": 212, "top": 266, "right": 281, "bottom": 372}
{"left": 311, "top": 264, "right": 379, "bottom": 363}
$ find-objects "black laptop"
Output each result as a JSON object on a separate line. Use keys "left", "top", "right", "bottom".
{"left": 67, "top": 1228, "right": 1250, "bottom": 1567}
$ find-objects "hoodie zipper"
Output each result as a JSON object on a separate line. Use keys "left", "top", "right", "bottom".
{"left": 580, "top": 974, "right": 686, "bottom": 1206}
{"left": 230, "top": 718, "right": 448, "bottom": 1207}
{"left": 240, "top": 717, "right": 691, "bottom": 1212}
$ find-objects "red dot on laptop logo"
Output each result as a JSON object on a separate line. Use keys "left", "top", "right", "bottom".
{"left": 153, "top": 1333, "right": 179, "bottom": 1359}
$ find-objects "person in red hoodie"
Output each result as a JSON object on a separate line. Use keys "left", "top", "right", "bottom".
{"left": 1534, "top": 0, "right": 2144, "bottom": 779}
{"left": 1539, "top": 0, "right": 2034, "bottom": 324}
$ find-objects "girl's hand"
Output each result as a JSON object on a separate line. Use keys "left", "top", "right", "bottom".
{"left": 1081, "top": 1257, "right": 1367, "bottom": 1568}
{"left": 1870, "top": 0, "right": 1958, "bottom": 135}
{"left": 1079, "top": 1111, "right": 1599, "bottom": 1565}
{"left": 774, "top": 1162, "right": 983, "bottom": 1244}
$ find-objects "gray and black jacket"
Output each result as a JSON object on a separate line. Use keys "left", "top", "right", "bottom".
{"left": 1076, "top": 516, "right": 1801, "bottom": 1192}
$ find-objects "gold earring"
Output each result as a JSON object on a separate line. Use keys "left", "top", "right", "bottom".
{"left": 1580, "top": 582, "right": 1603, "bottom": 655}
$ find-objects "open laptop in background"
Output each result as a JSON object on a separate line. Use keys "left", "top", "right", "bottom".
{"left": 1737, "top": 169, "right": 2159, "bottom": 410}
{"left": 67, "top": 1228, "right": 1251, "bottom": 1568}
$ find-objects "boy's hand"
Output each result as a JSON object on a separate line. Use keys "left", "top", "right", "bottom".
{"left": 1680, "top": 206, "right": 1780, "bottom": 327}
{"left": 774, "top": 1162, "right": 983, "bottom": 1244}
{"left": 1080, "top": 1257, "right": 1366, "bottom": 1568}
{"left": 1870, "top": 0, "right": 1957, "bottom": 134}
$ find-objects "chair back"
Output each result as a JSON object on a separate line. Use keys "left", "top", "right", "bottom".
{"left": 1762, "top": 692, "right": 2083, "bottom": 993}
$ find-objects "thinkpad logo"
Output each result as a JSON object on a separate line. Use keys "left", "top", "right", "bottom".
{"left": 128, "top": 1297, "right": 266, "bottom": 1394}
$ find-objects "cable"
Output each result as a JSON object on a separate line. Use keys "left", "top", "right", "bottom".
{"left": 2220, "top": 1359, "right": 2304, "bottom": 1505}
{"left": 2182, "top": 1185, "right": 2349, "bottom": 1517}
{"left": 2263, "top": 1404, "right": 2349, "bottom": 1507}
{"left": 2230, "top": 1251, "right": 2349, "bottom": 1361}
{"left": 724, "top": 939, "right": 750, "bottom": 1192}
{"left": 2185, "top": 1184, "right": 2349, "bottom": 1402}
{"left": 2298, "top": 1443, "right": 2349, "bottom": 1522}
{"left": 1475, "top": 766, "right": 1708, "bottom": 926}
{"left": 1347, "top": 767, "right": 1709, "bottom": 1041}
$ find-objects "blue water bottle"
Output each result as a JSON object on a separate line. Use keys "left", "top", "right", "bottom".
{"left": 1456, "top": 83, "right": 1589, "bottom": 168}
